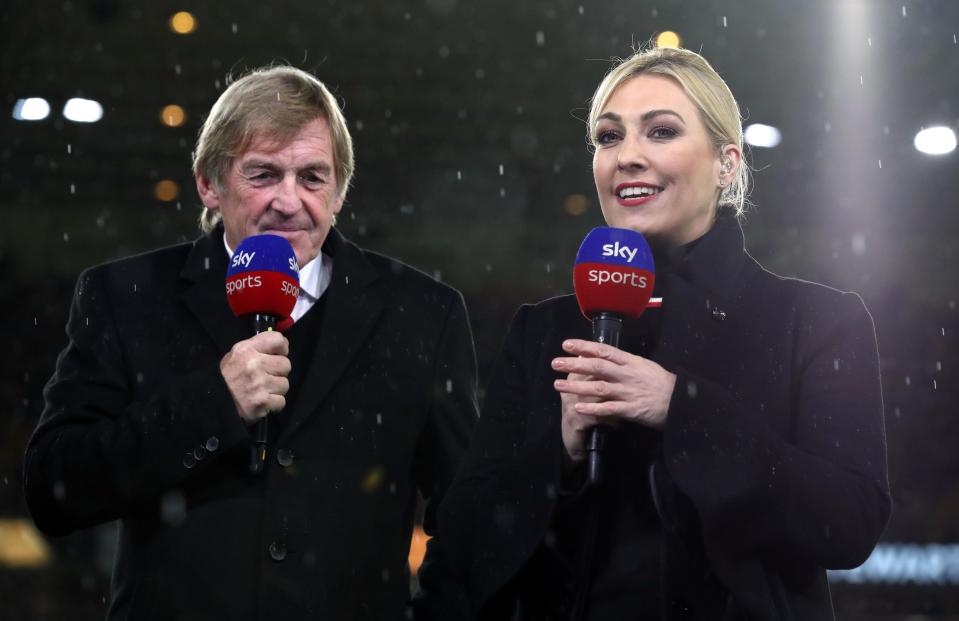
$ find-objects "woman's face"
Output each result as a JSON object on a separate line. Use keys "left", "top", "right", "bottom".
{"left": 592, "top": 73, "right": 729, "bottom": 247}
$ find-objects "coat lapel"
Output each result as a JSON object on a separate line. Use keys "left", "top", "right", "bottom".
{"left": 179, "top": 228, "right": 248, "bottom": 355}
{"left": 278, "top": 229, "right": 386, "bottom": 441}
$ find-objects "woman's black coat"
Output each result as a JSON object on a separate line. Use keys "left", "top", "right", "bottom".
{"left": 420, "top": 217, "right": 891, "bottom": 620}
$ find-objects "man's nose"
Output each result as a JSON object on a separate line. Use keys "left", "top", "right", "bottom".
{"left": 271, "top": 174, "right": 302, "bottom": 212}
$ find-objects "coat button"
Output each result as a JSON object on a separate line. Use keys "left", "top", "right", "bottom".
{"left": 205, "top": 437, "right": 220, "bottom": 452}
{"left": 269, "top": 541, "right": 287, "bottom": 561}
{"left": 182, "top": 452, "right": 196, "bottom": 469}
{"left": 276, "top": 449, "right": 294, "bottom": 467}
{"left": 193, "top": 446, "right": 208, "bottom": 461}
{"left": 711, "top": 307, "right": 727, "bottom": 321}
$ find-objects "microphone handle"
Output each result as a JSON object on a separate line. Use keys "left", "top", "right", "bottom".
{"left": 586, "top": 312, "right": 622, "bottom": 487}
{"left": 249, "top": 313, "right": 278, "bottom": 475}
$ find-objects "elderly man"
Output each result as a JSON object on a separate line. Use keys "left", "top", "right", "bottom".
{"left": 24, "top": 66, "right": 478, "bottom": 620}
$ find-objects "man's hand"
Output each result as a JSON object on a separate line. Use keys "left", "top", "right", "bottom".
{"left": 220, "top": 331, "right": 291, "bottom": 425}
{"left": 553, "top": 339, "right": 676, "bottom": 463}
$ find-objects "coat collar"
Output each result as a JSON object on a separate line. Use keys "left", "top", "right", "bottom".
{"left": 654, "top": 216, "right": 759, "bottom": 370}
{"left": 668, "top": 215, "right": 755, "bottom": 304}
{"left": 179, "top": 226, "right": 248, "bottom": 355}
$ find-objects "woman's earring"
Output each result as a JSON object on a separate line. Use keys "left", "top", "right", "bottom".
{"left": 719, "top": 157, "right": 732, "bottom": 187}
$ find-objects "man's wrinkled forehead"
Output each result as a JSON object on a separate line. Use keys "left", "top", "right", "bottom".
{"left": 232, "top": 122, "right": 304, "bottom": 160}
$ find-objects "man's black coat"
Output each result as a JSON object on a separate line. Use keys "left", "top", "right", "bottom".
{"left": 24, "top": 226, "right": 478, "bottom": 620}
{"left": 421, "top": 217, "right": 891, "bottom": 620}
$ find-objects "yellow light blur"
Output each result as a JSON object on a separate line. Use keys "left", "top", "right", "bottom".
{"left": 408, "top": 525, "right": 430, "bottom": 575}
{"left": 361, "top": 467, "right": 384, "bottom": 493}
{"left": 0, "top": 519, "right": 51, "bottom": 568}
{"left": 656, "top": 31, "right": 682, "bottom": 48}
{"left": 563, "top": 193, "right": 590, "bottom": 216}
{"left": 160, "top": 104, "right": 186, "bottom": 127}
{"left": 154, "top": 180, "right": 180, "bottom": 202}
{"left": 170, "top": 11, "right": 197, "bottom": 35}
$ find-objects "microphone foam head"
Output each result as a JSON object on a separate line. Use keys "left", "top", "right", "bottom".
{"left": 225, "top": 234, "right": 300, "bottom": 318}
{"left": 573, "top": 227, "right": 655, "bottom": 320}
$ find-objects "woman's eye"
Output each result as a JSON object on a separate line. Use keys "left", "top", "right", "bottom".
{"left": 650, "top": 126, "right": 678, "bottom": 139}
{"left": 595, "top": 129, "right": 621, "bottom": 145}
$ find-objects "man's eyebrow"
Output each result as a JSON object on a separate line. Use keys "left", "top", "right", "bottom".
{"left": 240, "top": 159, "right": 280, "bottom": 171}
{"left": 596, "top": 109, "right": 686, "bottom": 125}
{"left": 297, "top": 161, "right": 333, "bottom": 173}
{"left": 240, "top": 159, "right": 333, "bottom": 173}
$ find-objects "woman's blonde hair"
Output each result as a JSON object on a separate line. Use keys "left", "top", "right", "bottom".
{"left": 193, "top": 65, "right": 354, "bottom": 232}
{"left": 587, "top": 46, "right": 750, "bottom": 216}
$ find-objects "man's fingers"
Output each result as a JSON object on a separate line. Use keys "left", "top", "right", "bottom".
{"left": 262, "top": 354, "right": 292, "bottom": 377}
{"left": 250, "top": 331, "right": 289, "bottom": 355}
{"left": 265, "top": 394, "right": 286, "bottom": 414}
{"left": 221, "top": 334, "right": 292, "bottom": 424}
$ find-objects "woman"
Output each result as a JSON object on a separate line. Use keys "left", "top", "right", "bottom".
{"left": 419, "top": 46, "right": 891, "bottom": 620}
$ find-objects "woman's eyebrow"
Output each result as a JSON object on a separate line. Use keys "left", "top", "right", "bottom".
{"left": 596, "top": 109, "right": 686, "bottom": 125}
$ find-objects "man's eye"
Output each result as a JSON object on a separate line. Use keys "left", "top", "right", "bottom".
{"left": 300, "top": 173, "right": 324, "bottom": 184}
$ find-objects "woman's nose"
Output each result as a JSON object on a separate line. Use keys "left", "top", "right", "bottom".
{"left": 617, "top": 135, "right": 647, "bottom": 171}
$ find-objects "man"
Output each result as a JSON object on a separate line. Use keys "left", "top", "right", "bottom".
{"left": 24, "top": 66, "right": 478, "bottom": 620}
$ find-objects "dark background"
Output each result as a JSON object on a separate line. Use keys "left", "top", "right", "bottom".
{"left": 2, "top": 0, "right": 957, "bottom": 618}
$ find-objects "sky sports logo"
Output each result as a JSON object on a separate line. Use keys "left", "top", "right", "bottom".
{"left": 230, "top": 250, "right": 298, "bottom": 274}
{"left": 585, "top": 268, "right": 649, "bottom": 288}
{"left": 225, "top": 272, "right": 299, "bottom": 298}
{"left": 600, "top": 241, "right": 640, "bottom": 263}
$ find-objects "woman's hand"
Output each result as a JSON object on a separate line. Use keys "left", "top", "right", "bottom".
{"left": 553, "top": 338, "right": 676, "bottom": 462}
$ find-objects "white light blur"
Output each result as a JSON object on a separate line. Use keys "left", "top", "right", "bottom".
{"left": 12, "top": 97, "right": 51, "bottom": 121}
{"left": 829, "top": 543, "right": 959, "bottom": 585}
{"left": 63, "top": 97, "right": 104, "bottom": 123}
{"left": 744, "top": 123, "right": 782, "bottom": 148}
{"left": 914, "top": 126, "right": 957, "bottom": 155}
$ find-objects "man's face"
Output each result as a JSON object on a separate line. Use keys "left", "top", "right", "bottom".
{"left": 196, "top": 117, "right": 344, "bottom": 266}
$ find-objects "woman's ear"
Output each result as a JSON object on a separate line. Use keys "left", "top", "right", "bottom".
{"left": 718, "top": 143, "right": 742, "bottom": 186}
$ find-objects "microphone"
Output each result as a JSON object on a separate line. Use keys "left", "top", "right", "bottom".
{"left": 225, "top": 234, "right": 300, "bottom": 475}
{"left": 572, "top": 227, "right": 655, "bottom": 486}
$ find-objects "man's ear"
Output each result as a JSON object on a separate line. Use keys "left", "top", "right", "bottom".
{"left": 331, "top": 192, "right": 345, "bottom": 217}
{"left": 195, "top": 173, "right": 221, "bottom": 211}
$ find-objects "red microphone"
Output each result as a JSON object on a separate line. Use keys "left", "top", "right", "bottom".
{"left": 225, "top": 234, "right": 300, "bottom": 474}
{"left": 573, "top": 227, "right": 656, "bottom": 486}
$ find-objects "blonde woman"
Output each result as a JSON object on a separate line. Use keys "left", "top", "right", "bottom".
{"left": 420, "top": 47, "right": 890, "bottom": 621}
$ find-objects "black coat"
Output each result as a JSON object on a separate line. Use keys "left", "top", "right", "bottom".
{"left": 421, "top": 217, "right": 891, "bottom": 620}
{"left": 24, "top": 227, "right": 479, "bottom": 620}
